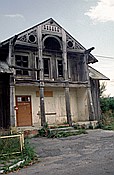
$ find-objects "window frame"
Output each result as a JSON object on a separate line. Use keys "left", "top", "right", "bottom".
{"left": 43, "top": 57, "right": 51, "bottom": 78}
{"left": 15, "top": 53, "right": 30, "bottom": 76}
{"left": 35, "top": 56, "right": 39, "bottom": 80}
{"left": 56, "top": 58, "right": 63, "bottom": 78}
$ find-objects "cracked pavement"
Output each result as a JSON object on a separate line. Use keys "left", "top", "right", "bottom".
{"left": 10, "top": 129, "right": 114, "bottom": 175}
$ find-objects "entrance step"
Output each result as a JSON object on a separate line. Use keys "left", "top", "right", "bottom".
{"left": 49, "top": 127, "right": 79, "bottom": 134}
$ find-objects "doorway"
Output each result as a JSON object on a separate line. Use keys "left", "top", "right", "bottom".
{"left": 16, "top": 96, "right": 32, "bottom": 127}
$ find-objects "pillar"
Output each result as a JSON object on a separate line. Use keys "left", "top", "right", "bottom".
{"left": 37, "top": 25, "right": 46, "bottom": 126}
{"left": 62, "top": 29, "right": 72, "bottom": 126}
{"left": 65, "top": 86, "right": 72, "bottom": 126}
{"left": 10, "top": 75, "right": 15, "bottom": 127}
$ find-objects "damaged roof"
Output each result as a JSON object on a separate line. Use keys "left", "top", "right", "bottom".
{"left": 0, "top": 18, "right": 98, "bottom": 64}
{"left": 89, "top": 66, "right": 109, "bottom": 80}
{"left": 0, "top": 61, "right": 12, "bottom": 74}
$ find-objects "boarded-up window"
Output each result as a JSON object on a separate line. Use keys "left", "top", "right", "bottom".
{"left": 36, "top": 91, "right": 53, "bottom": 97}
{"left": 44, "top": 91, "right": 53, "bottom": 97}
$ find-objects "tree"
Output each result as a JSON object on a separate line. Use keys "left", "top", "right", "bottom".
{"left": 100, "top": 82, "right": 107, "bottom": 98}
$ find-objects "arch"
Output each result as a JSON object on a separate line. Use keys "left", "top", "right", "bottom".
{"left": 43, "top": 35, "right": 62, "bottom": 51}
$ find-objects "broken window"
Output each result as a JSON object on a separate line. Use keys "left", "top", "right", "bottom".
{"left": 15, "top": 55, "right": 28, "bottom": 75}
{"left": 43, "top": 58, "right": 50, "bottom": 77}
{"left": 57, "top": 60, "right": 63, "bottom": 77}
{"left": 44, "top": 37, "right": 61, "bottom": 51}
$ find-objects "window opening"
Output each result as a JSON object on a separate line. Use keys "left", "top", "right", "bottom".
{"left": 44, "top": 37, "right": 61, "bottom": 51}
{"left": 17, "top": 96, "right": 30, "bottom": 102}
{"left": 57, "top": 60, "right": 63, "bottom": 77}
{"left": 36, "top": 57, "right": 39, "bottom": 80}
{"left": 43, "top": 58, "right": 50, "bottom": 77}
{"left": 15, "top": 55, "right": 28, "bottom": 75}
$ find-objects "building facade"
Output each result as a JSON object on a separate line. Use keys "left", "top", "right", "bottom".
{"left": 0, "top": 18, "right": 109, "bottom": 129}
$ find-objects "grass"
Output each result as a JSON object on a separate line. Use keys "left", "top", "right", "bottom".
{"left": 0, "top": 138, "right": 37, "bottom": 173}
{"left": 95, "top": 111, "right": 114, "bottom": 131}
{"left": 0, "top": 137, "right": 21, "bottom": 155}
{"left": 47, "top": 129, "right": 87, "bottom": 138}
{"left": 38, "top": 123, "right": 88, "bottom": 138}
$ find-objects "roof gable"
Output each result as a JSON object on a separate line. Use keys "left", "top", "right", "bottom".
{"left": 0, "top": 18, "right": 97, "bottom": 63}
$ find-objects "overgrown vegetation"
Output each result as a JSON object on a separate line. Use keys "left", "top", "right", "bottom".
{"left": 0, "top": 138, "right": 36, "bottom": 173}
{"left": 99, "top": 82, "right": 114, "bottom": 130}
{"left": 38, "top": 122, "right": 87, "bottom": 138}
{"left": 0, "top": 137, "right": 21, "bottom": 155}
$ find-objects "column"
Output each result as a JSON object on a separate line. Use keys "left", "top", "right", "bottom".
{"left": 37, "top": 25, "right": 46, "bottom": 126}
{"left": 84, "top": 51, "right": 95, "bottom": 120}
{"left": 62, "top": 29, "right": 72, "bottom": 126}
{"left": 10, "top": 75, "right": 15, "bottom": 127}
{"left": 65, "top": 86, "right": 72, "bottom": 126}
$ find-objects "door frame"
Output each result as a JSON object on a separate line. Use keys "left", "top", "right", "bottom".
{"left": 16, "top": 95, "right": 32, "bottom": 127}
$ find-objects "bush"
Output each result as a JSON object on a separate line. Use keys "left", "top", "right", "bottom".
{"left": 100, "top": 97, "right": 114, "bottom": 130}
{"left": 38, "top": 122, "right": 50, "bottom": 137}
{"left": 100, "top": 97, "right": 114, "bottom": 114}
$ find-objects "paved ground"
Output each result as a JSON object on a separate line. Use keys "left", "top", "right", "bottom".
{"left": 10, "top": 129, "right": 114, "bottom": 175}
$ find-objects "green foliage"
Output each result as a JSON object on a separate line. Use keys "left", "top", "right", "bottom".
{"left": 0, "top": 137, "right": 20, "bottom": 155}
{"left": 38, "top": 122, "right": 88, "bottom": 138}
{"left": 0, "top": 138, "right": 36, "bottom": 173}
{"left": 100, "top": 96, "right": 114, "bottom": 130}
{"left": 100, "top": 82, "right": 107, "bottom": 97}
{"left": 100, "top": 97, "right": 114, "bottom": 113}
{"left": 38, "top": 122, "right": 50, "bottom": 137}
{"left": 88, "top": 122, "right": 93, "bottom": 129}
{"left": 22, "top": 139, "right": 35, "bottom": 161}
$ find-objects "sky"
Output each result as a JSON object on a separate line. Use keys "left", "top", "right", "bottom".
{"left": 0, "top": 0, "right": 114, "bottom": 96}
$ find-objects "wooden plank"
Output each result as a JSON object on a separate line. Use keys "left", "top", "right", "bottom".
{"left": 36, "top": 91, "right": 53, "bottom": 97}
{"left": 40, "top": 86, "right": 46, "bottom": 126}
{"left": 44, "top": 91, "right": 53, "bottom": 97}
{"left": 10, "top": 65, "right": 40, "bottom": 71}
{"left": 65, "top": 86, "right": 72, "bottom": 126}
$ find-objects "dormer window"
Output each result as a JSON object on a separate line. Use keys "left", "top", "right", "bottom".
{"left": 15, "top": 55, "right": 28, "bottom": 75}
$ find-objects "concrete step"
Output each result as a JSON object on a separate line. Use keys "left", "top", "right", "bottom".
{"left": 50, "top": 127, "right": 77, "bottom": 133}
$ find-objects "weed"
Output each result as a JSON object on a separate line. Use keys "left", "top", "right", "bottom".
{"left": 0, "top": 138, "right": 36, "bottom": 173}
{"left": 38, "top": 122, "right": 51, "bottom": 137}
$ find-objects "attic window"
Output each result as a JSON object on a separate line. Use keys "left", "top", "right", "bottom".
{"left": 28, "top": 34, "right": 36, "bottom": 43}
{"left": 15, "top": 55, "right": 28, "bottom": 76}
{"left": 44, "top": 37, "right": 61, "bottom": 51}
{"left": 67, "top": 40, "right": 73, "bottom": 48}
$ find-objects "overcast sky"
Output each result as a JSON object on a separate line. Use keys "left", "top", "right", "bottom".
{"left": 0, "top": 0, "right": 114, "bottom": 96}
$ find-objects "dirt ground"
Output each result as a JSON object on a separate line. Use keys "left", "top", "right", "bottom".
{"left": 9, "top": 129, "right": 114, "bottom": 175}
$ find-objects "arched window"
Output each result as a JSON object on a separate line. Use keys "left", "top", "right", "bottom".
{"left": 44, "top": 37, "right": 61, "bottom": 51}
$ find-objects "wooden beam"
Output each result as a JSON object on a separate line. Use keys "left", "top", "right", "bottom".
{"left": 84, "top": 53, "right": 95, "bottom": 120}
{"left": 10, "top": 75, "right": 15, "bottom": 127}
{"left": 10, "top": 65, "right": 40, "bottom": 71}
{"left": 65, "top": 86, "right": 72, "bottom": 126}
{"left": 40, "top": 84, "right": 46, "bottom": 126}
{"left": 37, "top": 25, "right": 46, "bottom": 126}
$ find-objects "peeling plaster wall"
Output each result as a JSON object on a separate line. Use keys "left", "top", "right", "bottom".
{"left": 76, "top": 87, "right": 89, "bottom": 121}
{"left": 70, "top": 89, "right": 78, "bottom": 122}
{"left": 15, "top": 86, "right": 89, "bottom": 127}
